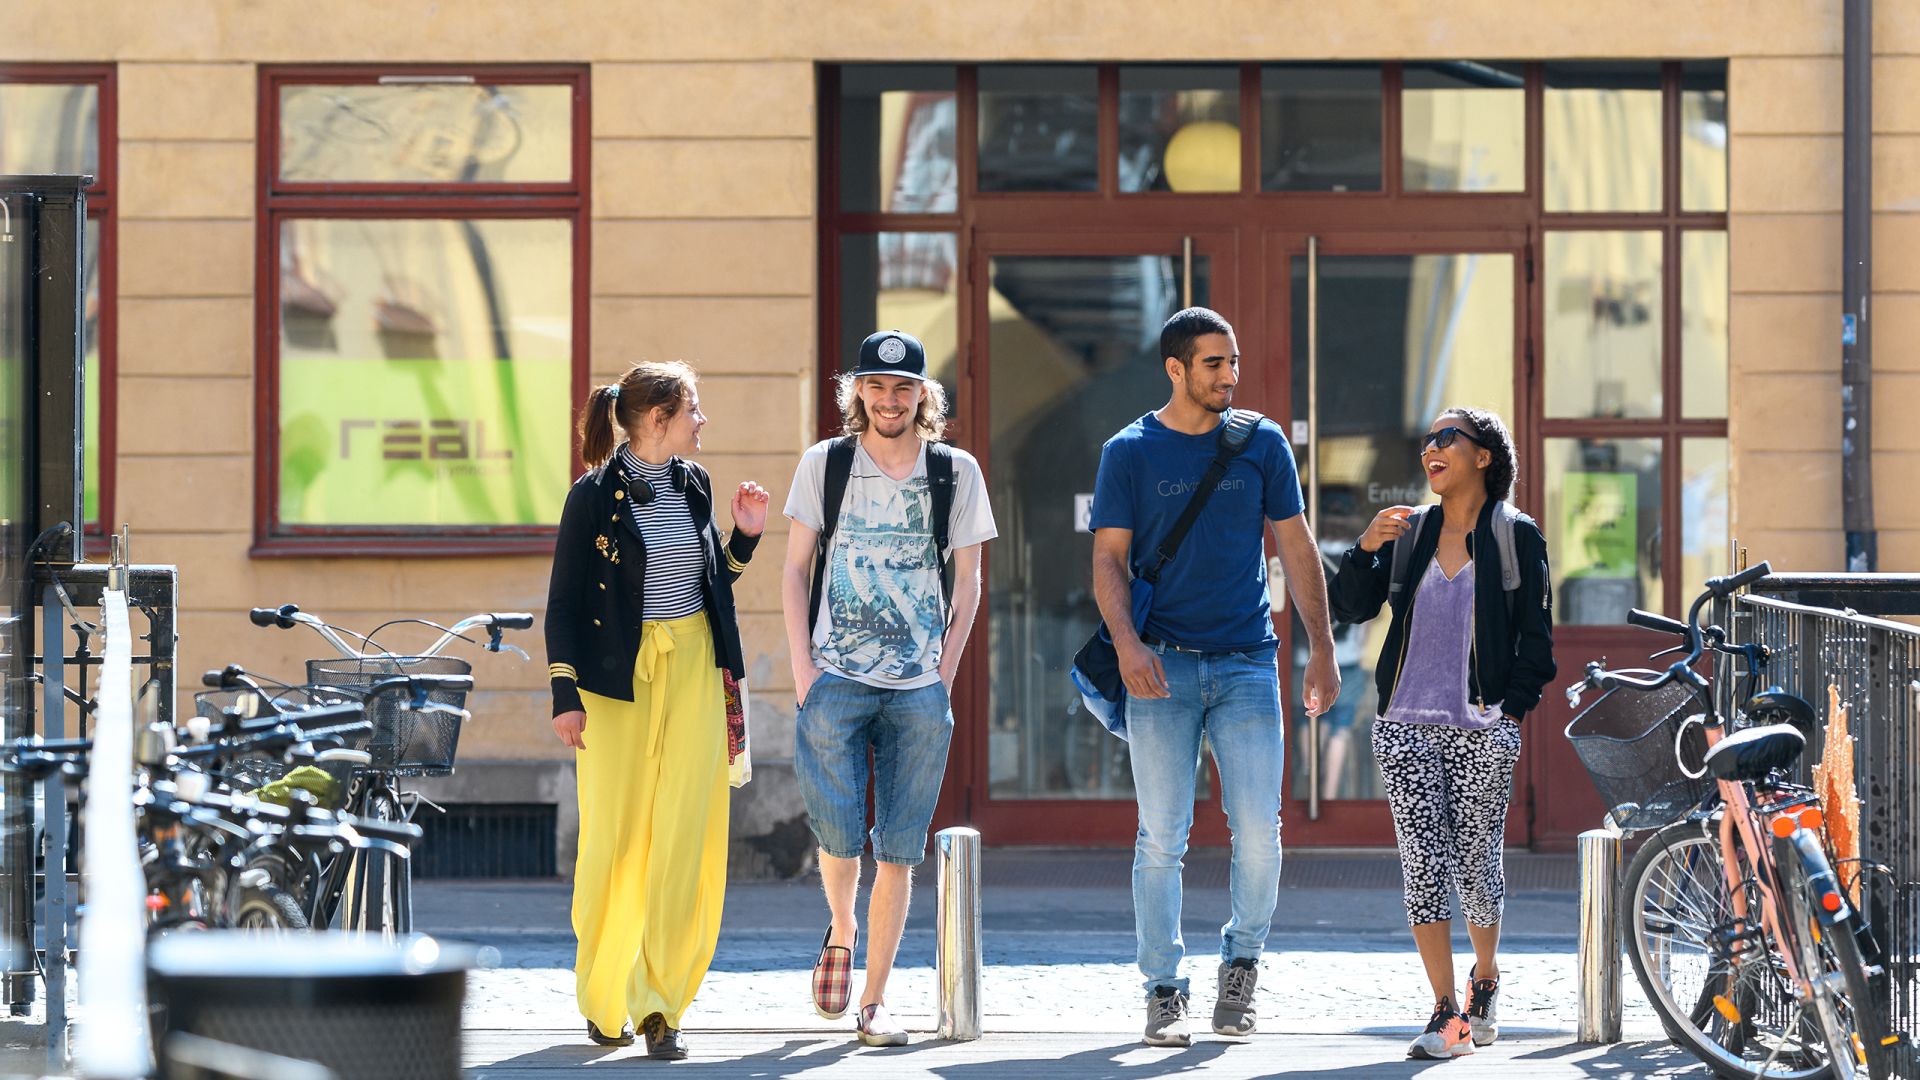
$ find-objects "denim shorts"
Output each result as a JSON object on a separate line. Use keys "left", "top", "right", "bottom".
{"left": 794, "top": 672, "right": 953, "bottom": 867}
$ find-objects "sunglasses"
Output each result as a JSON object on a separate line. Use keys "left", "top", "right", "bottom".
{"left": 1420, "top": 426, "right": 1485, "bottom": 454}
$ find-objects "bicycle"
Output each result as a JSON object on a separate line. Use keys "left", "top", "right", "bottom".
{"left": 243, "top": 604, "right": 531, "bottom": 937}
{"left": 1566, "top": 561, "right": 1905, "bottom": 1080}
{"left": 192, "top": 666, "right": 466, "bottom": 935}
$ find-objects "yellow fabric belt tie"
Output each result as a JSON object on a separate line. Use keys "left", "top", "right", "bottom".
{"left": 637, "top": 620, "right": 679, "bottom": 758}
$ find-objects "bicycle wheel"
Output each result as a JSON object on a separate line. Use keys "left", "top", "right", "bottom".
{"left": 1623, "top": 819, "right": 1832, "bottom": 1079}
{"left": 342, "top": 786, "right": 410, "bottom": 939}
{"left": 232, "top": 884, "right": 309, "bottom": 933}
{"left": 1776, "top": 839, "right": 1892, "bottom": 1080}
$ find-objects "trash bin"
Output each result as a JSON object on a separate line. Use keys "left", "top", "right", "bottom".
{"left": 148, "top": 933, "right": 474, "bottom": 1080}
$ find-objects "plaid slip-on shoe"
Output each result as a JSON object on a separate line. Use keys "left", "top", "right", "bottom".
{"left": 812, "top": 926, "right": 857, "bottom": 1020}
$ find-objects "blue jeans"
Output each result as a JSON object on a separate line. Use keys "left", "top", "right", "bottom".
{"left": 1127, "top": 645, "right": 1285, "bottom": 995}
{"left": 794, "top": 672, "right": 953, "bottom": 867}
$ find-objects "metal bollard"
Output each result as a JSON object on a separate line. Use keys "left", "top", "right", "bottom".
{"left": 1576, "top": 828, "right": 1623, "bottom": 1043}
{"left": 934, "top": 827, "right": 982, "bottom": 1040}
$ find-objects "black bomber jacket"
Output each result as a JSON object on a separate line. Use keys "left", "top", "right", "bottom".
{"left": 544, "top": 457, "right": 759, "bottom": 717}
{"left": 1328, "top": 499, "right": 1557, "bottom": 721}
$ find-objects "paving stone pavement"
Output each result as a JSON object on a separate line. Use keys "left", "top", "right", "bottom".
{"left": 422, "top": 850, "right": 1698, "bottom": 1076}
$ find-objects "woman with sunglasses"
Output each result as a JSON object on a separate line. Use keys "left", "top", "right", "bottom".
{"left": 545, "top": 361, "right": 770, "bottom": 1059}
{"left": 1328, "top": 407, "right": 1556, "bottom": 1061}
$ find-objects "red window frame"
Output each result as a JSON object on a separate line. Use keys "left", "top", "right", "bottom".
{"left": 253, "top": 64, "right": 590, "bottom": 557}
{"left": 0, "top": 63, "right": 117, "bottom": 542}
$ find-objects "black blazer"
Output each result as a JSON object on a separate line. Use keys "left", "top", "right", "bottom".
{"left": 1328, "top": 499, "right": 1557, "bottom": 721}
{"left": 544, "top": 457, "right": 759, "bottom": 717}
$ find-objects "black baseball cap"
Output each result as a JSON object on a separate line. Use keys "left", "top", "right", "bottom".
{"left": 853, "top": 330, "right": 929, "bottom": 382}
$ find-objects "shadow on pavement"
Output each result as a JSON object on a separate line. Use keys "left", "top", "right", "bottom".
{"left": 930, "top": 1039, "right": 1235, "bottom": 1080}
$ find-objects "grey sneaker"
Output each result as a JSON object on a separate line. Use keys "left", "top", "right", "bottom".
{"left": 1144, "top": 986, "right": 1192, "bottom": 1047}
{"left": 1212, "top": 958, "right": 1258, "bottom": 1036}
{"left": 1466, "top": 967, "right": 1501, "bottom": 1046}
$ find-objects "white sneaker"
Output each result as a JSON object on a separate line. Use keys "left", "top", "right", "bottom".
{"left": 1408, "top": 999, "right": 1476, "bottom": 1060}
{"left": 1465, "top": 967, "right": 1501, "bottom": 1047}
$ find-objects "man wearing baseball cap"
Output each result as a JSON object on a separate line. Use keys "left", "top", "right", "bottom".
{"left": 780, "top": 330, "right": 997, "bottom": 1046}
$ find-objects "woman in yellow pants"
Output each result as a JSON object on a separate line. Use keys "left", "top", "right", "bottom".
{"left": 544, "top": 361, "right": 768, "bottom": 1059}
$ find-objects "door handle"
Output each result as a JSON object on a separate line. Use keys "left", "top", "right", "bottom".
{"left": 1305, "top": 235, "right": 1322, "bottom": 823}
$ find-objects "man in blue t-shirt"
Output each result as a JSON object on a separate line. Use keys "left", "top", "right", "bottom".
{"left": 1090, "top": 306, "right": 1339, "bottom": 1048}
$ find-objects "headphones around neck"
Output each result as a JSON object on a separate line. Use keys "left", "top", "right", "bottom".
{"left": 632, "top": 459, "right": 689, "bottom": 506}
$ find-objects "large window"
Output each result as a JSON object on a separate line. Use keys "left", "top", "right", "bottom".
{"left": 1541, "top": 61, "right": 1729, "bottom": 623}
{"left": 0, "top": 65, "right": 114, "bottom": 537}
{"left": 256, "top": 66, "right": 587, "bottom": 554}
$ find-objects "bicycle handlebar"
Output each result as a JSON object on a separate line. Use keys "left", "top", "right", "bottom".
{"left": 1565, "top": 563, "right": 1773, "bottom": 715}
{"left": 245, "top": 603, "right": 531, "bottom": 659}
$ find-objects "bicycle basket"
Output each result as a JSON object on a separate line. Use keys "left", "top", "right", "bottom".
{"left": 305, "top": 656, "right": 472, "bottom": 775}
{"left": 1564, "top": 679, "right": 1713, "bottom": 831}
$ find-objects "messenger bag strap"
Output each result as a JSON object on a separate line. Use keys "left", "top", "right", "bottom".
{"left": 1139, "top": 410, "right": 1263, "bottom": 586}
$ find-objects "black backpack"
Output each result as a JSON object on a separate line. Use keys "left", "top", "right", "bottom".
{"left": 807, "top": 436, "right": 957, "bottom": 627}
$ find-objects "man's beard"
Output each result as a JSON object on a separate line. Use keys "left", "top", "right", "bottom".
{"left": 1185, "top": 378, "right": 1232, "bottom": 414}
{"left": 870, "top": 407, "right": 914, "bottom": 438}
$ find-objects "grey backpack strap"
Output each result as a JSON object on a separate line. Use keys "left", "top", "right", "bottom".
{"left": 1387, "top": 506, "right": 1434, "bottom": 597}
{"left": 1491, "top": 500, "right": 1522, "bottom": 593}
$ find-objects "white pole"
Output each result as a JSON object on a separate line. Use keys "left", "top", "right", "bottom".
{"left": 934, "top": 827, "right": 981, "bottom": 1040}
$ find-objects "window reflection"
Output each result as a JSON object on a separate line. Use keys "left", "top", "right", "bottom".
{"left": 0, "top": 83, "right": 98, "bottom": 177}
{"left": 83, "top": 226, "right": 100, "bottom": 524}
{"left": 1289, "top": 253, "right": 1515, "bottom": 801}
{"left": 1118, "top": 66, "right": 1241, "bottom": 193}
{"left": 1544, "top": 437, "right": 1664, "bottom": 625}
{"left": 1544, "top": 231, "right": 1663, "bottom": 419}
{"left": 838, "top": 233, "right": 960, "bottom": 416}
{"left": 1682, "top": 62, "right": 1729, "bottom": 213}
{"left": 1402, "top": 62, "right": 1525, "bottom": 193}
{"left": 986, "top": 254, "right": 1209, "bottom": 799}
{"left": 1681, "top": 439, "right": 1729, "bottom": 593}
{"left": 1262, "top": 65, "right": 1383, "bottom": 192}
{"left": 838, "top": 66, "right": 957, "bottom": 213}
{"left": 977, "top": 66, "right": 1099, "bottom": 193}
{"left": 278, "top": 83, "right": 573, "bottom": 184}
{"left": 276, "top": 218, "right": 572, "bottom": 527}
{"left": 1545, "top": 62, "right": 1663, "bottom": 213}
{"left": 1682, "top": 231, "right": 1728, "bottom": 419}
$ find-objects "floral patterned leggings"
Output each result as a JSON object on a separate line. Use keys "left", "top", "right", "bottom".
{"left": 1371, "top": 717, "right": 1524, "bottom": 927}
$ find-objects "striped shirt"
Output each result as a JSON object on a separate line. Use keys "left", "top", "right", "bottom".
{"left": 616, "top": 446, "right": 707, "bottom": 621}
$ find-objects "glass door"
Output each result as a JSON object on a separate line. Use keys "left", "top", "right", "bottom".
{"left": 963, "top": 230, "right": 1238, "bottom": 846}
{"left": 1274, "top": 233, "right": 1528, "bottom": 846}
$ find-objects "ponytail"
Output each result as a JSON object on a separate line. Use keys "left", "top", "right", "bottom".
{"left": 577, "top": 384, "right": 622, "bottom": 468}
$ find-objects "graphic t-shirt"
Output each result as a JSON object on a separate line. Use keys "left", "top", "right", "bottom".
{"left": 1089, "top": 411, "right": 1304, "bottom": 653}
{"left": 784, "top": 439, "right": 998, "bottom": 689}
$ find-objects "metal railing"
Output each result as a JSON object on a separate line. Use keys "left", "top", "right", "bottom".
{"left": 1720, "top": 573, "right": 1920, "bottom": 1050}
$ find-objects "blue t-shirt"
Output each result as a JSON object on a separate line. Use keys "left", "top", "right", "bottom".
{"left": 1089, "top": 411, "right": 1304, "bottom": 653}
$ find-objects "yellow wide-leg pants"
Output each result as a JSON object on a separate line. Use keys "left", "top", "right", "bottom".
{"left": 572, "top": 611, "right": 730, "bottom": 1033}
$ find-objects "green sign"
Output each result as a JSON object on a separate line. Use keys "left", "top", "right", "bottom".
{"left": 1562, "top": 472, "right": 1638, "bottom": 579}
{"left": 278, "top": 356, "right": 569, "bottom": 527}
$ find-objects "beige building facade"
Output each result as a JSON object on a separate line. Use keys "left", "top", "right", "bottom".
{"left": 3, "top": 1, "right": 1908, "bottom": 866}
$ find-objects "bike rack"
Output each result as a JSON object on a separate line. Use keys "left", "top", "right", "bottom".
{"left": 11, "top": 548, "right": 177, "bottom": 1070}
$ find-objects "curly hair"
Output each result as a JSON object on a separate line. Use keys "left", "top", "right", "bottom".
{"left": 835, "top": 373, "right": 949, "bottom": 442}
{"left": 1439, "top": 406, "right": 1517, "bottom": 502}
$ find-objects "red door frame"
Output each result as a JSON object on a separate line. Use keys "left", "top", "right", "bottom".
{"left": 1263, "top": 227, "right": 1533, "bottom": 847}
{"left": 933, "top": 226, "right": 1242, "bottom": 848}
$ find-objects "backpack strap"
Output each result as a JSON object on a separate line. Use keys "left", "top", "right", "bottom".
{"left": 808, "top": 436, "right": 859, "bottom": 628}
{"left": 1388, "top": 501, "right": 1523, "bottom": 619}
{"left": 1387, "top": 506, "right": 1436, "bottom": 598}
{"left": 927, "top": 441, "right": 957, "bottom": 616}
{"left": 1140, "top": 410, "right": 1264, "bottom": 585}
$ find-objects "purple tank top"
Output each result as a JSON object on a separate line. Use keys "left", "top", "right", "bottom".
{"left": 1381, "top": 560, "right": 1504, "bottom": 730}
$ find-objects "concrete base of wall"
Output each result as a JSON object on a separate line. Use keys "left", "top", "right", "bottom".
{"left": 413, "top": 756, "right": 818, "bottom": 883}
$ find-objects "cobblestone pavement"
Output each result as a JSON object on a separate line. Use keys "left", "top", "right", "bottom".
{"left": 424, "top": 850, "right": 1694, "bottom": 1076}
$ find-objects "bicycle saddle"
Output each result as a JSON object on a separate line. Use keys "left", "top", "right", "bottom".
{"left": 1704, "top": 723, "right": 1806, "bottom": 782}
{"left": 1744, "top": 688, "right": 1816, "bottom": 739}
